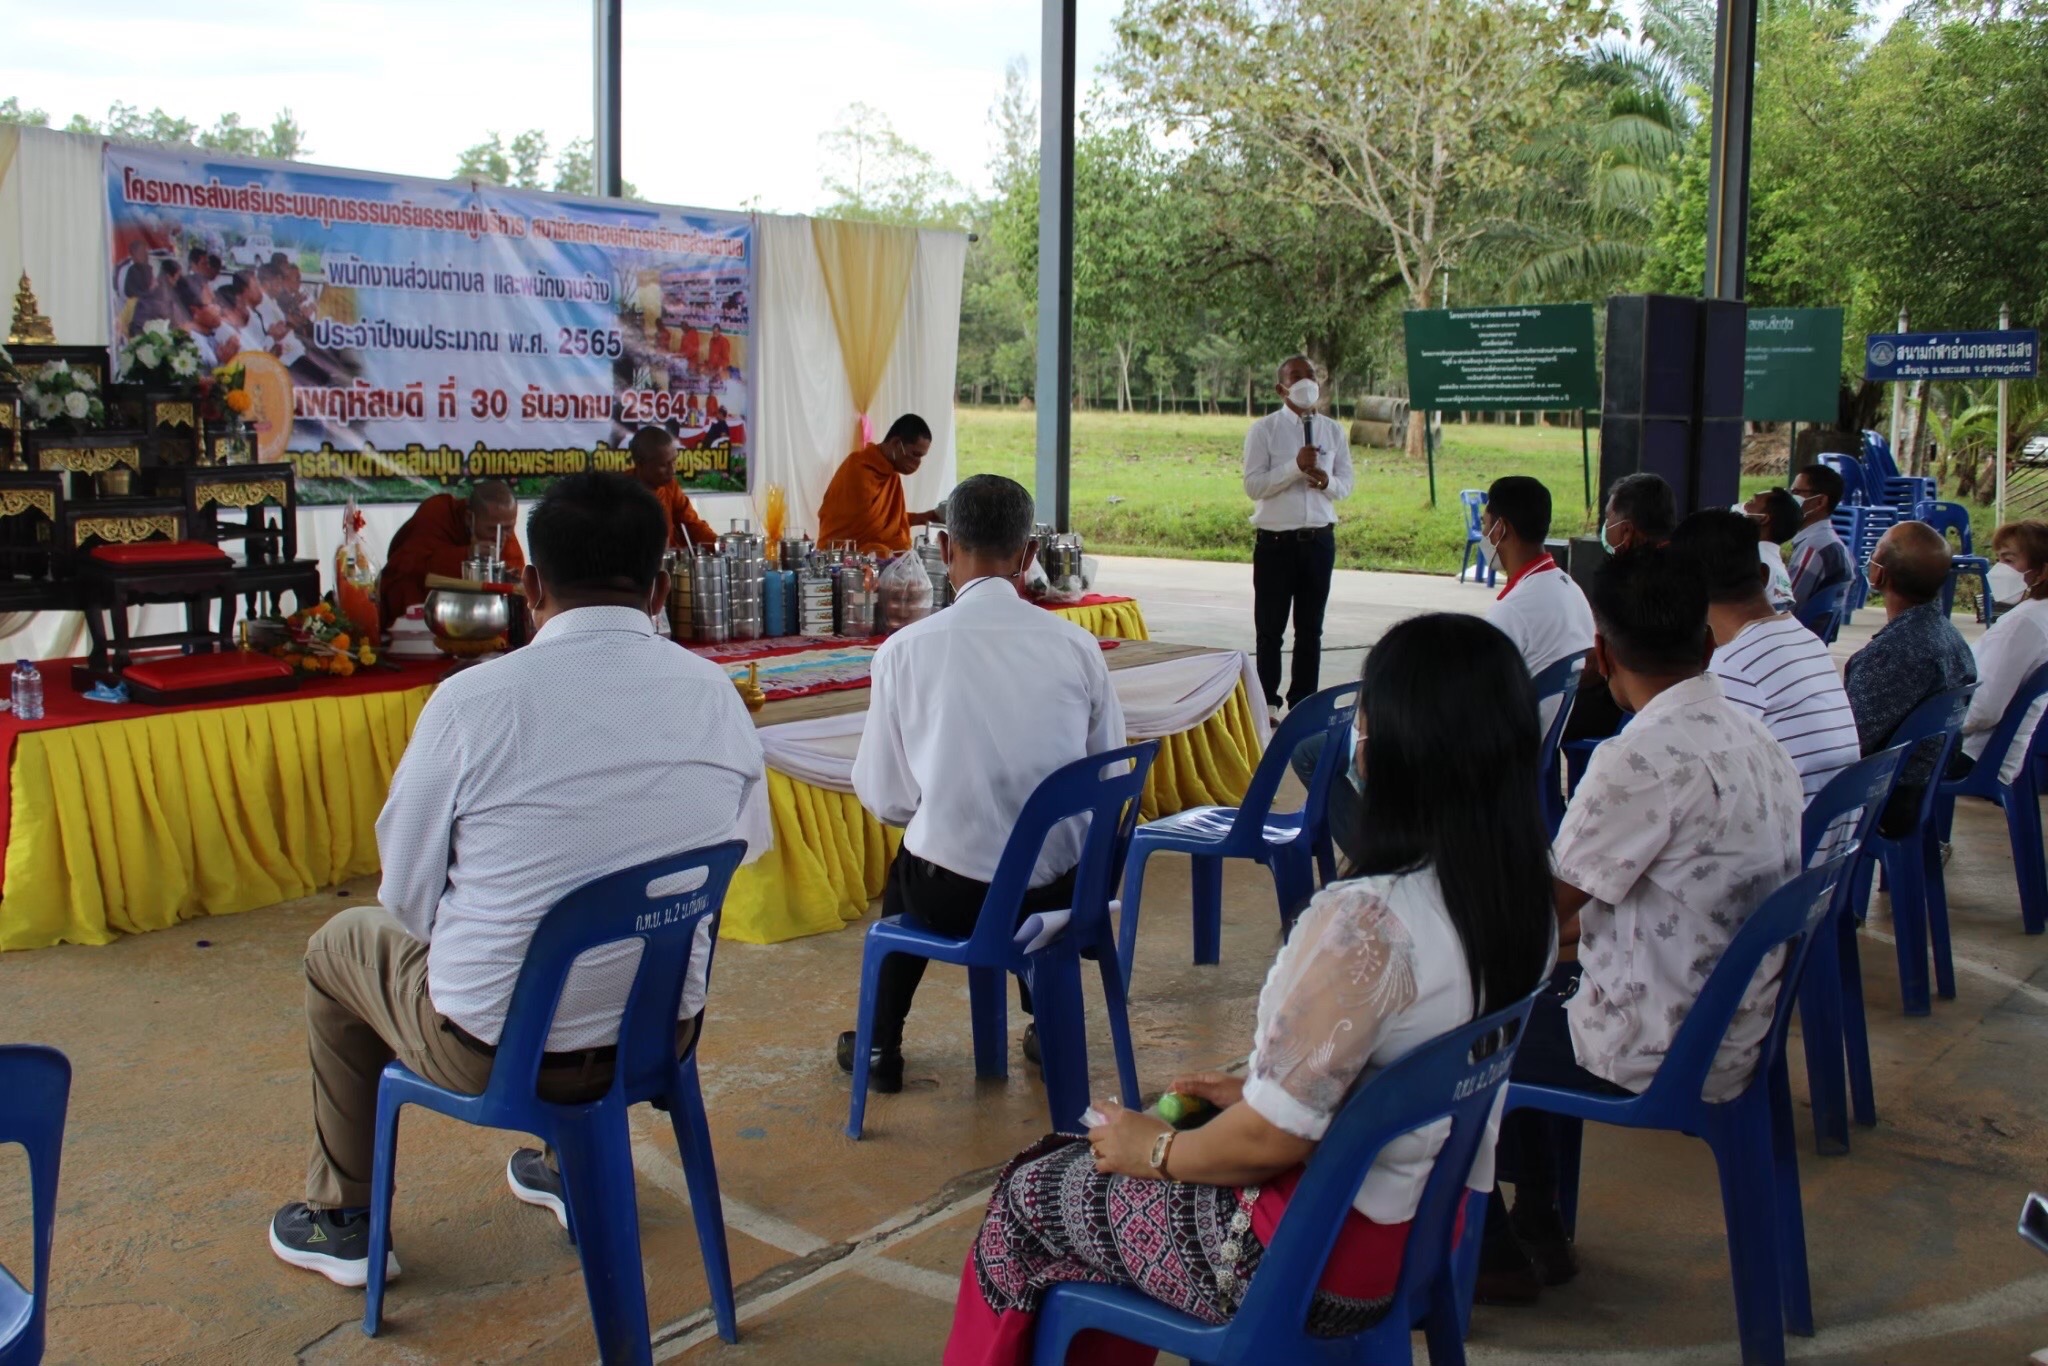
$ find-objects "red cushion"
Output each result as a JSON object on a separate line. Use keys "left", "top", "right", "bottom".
{"left": 89, "top": 540, "right": 232, "bottom": 566}
{"left": 123, "top": 653, "right": 295, "bottom": 691}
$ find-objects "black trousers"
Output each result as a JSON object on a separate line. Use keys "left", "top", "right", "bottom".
{"left": 1253, "top": 525, "right": 1337, "bottom": 709}
{"left": 1492, "top": 964, "right": 1632, "bottom": 1207}
{"left": 870, "top": 850, "right": 1076, "bottom": 1053}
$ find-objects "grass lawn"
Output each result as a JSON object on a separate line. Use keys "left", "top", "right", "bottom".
{"left": 958, "top": 406, "right": 1607, "bottom": 574}
{"left": 955, "top": 406, "right": 1995, "bottom": 574}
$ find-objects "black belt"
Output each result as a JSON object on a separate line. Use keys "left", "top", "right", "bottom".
{"left": 1256, "top": 526, "right": 1333, "bottom": 542}
{"left": 443, "top": 1018, "right": 616, "bottom": 1070}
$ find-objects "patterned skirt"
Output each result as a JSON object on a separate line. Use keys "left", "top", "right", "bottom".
{"left": 969, "top": 1134, "right": 1394, "bottom": 1339}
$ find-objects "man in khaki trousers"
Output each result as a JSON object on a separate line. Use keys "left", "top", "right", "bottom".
{"left": 270, "top": 471, "right": 769, "bottom": 1287}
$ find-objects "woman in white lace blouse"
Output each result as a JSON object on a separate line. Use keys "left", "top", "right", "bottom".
{"left": 944, "top": 613, "right": 1557, "bottom": 1365}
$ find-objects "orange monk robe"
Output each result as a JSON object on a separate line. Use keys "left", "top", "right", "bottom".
{"left": 653, "top": 480, "right": 720, "bottom": 551}
{"left": 378, "top": 492, "right": 526, "bottom": 630}
{"left": 816, "top": 443, "right": 910, "bottom": 555}
{"left": 707, "top": 332, "right": 732, "bottom": 375}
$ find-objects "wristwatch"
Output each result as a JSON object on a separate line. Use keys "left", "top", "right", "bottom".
{"left": 1148, "top": 1129, "right": 1176, "bottom": 1179}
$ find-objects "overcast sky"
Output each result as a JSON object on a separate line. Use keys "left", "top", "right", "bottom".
{"left": 3, "top": 0, "right": 1126, "bottom": 211}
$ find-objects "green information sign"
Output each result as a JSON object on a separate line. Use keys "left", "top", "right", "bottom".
{"left": 1402, "top": 305, "right": 1600, "bottom": 412}
{"left": 1743, "top": 307, "right": 1843, "bottom": 422}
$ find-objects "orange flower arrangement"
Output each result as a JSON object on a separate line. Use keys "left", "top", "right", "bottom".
{"left": 266, "top": 598, "right": 378, "bottom": 676}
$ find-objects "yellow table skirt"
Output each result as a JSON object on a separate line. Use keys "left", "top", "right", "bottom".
{"left": 719, "top": 681, "right": 1260, "bottom": 944}
{"left": 0, "top": 675, "right": 1257, "bottom": 952}
{"left": 1049, "top": 599, "right": 1149, "bottom": 641}
{"left": 1, "top": 683, "right": 433, "bottom": 951}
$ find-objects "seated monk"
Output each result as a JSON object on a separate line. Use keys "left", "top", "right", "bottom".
{"left": 627, "top": 425, "right": 719, "bottom": 550}
{"left": 815, "top": 413, "right": 939, "bottom": 555}
{"left": 378, "top": 480, "right": 524, "bottom": 631}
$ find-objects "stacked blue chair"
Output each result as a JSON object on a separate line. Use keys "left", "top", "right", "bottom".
{"left": 1118, "top": 682, "right": 1359, "bottom": 987}
{"left": 0, "top": 1045, "right": 71, "bottom": 1366}
{"left": 1828, "top": 505, "right": 1891, "bottom": 617}
{"left": 1533, "top": 651, "right": 1587, "bottom": 836}
{"left": 1840, "top": 687, "right": 1973, "bottom": 1095}
{"left": 1819, "top": 452, "right": 1874, "bottom": 509}
{"left": 1914, "top": 500, "right": 1996, "bottom": 622}
{"left": 1031, "top": 987, "right": 1542, "bottom": 1366}
{"left": 1855, "top": 431, "right": 1937, "bottom": 516}
{"left": 1930, "top": 663, "right": 2048, "bottom": 968}
{"left": 848, "top": 742, "right": 1160, "bottom": 1139}
{"left": 1484, "top": 852, "right": 1858, "bottom": 1366}
{"left": 365, "top": 843, "right": 751, "bottom": 1362}
{"left": 1458, "top": 489, "right": 1496, "bottom": 587}
{"left": 1793, "top": 581, "right": 1849, "bottom": 645}
{"left": 1795, "top": 745, "right": 1910, "bottom": 1155}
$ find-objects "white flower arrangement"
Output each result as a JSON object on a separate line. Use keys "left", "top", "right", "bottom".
{"left": 21, "top": 360, "right": 105, "bottom": 431}
{"left": 118, "top": 319, "right": 204, "bottom": 389}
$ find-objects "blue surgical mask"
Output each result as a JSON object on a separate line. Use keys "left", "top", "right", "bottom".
{"left": 1600, "top": 521, "right": 1618, "bottom": 556}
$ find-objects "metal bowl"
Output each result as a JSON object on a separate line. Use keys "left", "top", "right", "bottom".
{"left": 424, "top": 587, "right": 512, "bottom": 646}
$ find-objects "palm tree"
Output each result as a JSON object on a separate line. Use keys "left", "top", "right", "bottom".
{"left": 1489, "top": 0, "right": 1711, "bottom": 300}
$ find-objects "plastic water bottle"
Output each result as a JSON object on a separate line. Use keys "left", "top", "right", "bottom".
{"left": 11, "top": 660, "right": 42, "bottom": 722}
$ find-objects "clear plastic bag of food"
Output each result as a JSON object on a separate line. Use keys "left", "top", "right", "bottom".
{"left": 877, "top": 549, "right": 935, "bottom": 633}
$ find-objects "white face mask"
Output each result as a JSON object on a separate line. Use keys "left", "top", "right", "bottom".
{"left": 1287, "top": 378, "right": 1320, "bottom": 409}
{"left": 1991, "top": 561, "right": 2030, "bottom": 605}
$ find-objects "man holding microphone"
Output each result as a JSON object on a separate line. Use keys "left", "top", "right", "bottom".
{"left": 1243, "top": 354, "right": 1354, "bottom": 717}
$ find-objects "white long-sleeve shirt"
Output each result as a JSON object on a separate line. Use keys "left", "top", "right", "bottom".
{"left": 1962, "top": 596, "right": 2048, "bottom": 783}
{"left": 852, "top": 576, "right": 1125, "bottom": 887}
{"left": 1241, "top": 407, "right": 1355, "bottom": 531}
{"left": 376, "top": 605, "right": 770, "bottom": 1049}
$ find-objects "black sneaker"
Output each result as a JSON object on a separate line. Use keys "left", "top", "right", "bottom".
{"left": 1510, "top": 1198, "right": 1579, "bottom": 1287}
{"left": 269, "top": 1202, "right": 398, "bottom": 1288}
{"left": 836, "top": 1030, "right": 904, "bottom": 1092}
{"left": 506, "top": 1148, "right": 567, "bottom": 1229}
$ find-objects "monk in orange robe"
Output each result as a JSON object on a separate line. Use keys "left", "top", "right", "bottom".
{"left": 378, "top": 480, "right": 524, "bottom": 630}
{"left": 628, "top": 426, "right": 720, "bottom": 550}
{"left": 815, "top": 413, "right": 937, "bottom": 555}
{"left": 707, "top": 324, "right": 732, "bottom": 377}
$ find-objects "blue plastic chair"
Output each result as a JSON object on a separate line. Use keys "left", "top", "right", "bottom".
{"left": 847, "top": 742, "right": 1160, "bottom": 1139}
{"left": 1533, "top": 651, "right": 1587, "bottom": 837}
{"left": 1793, "top": 580, "right": 1848, "bottom": 645}
{"left": 1914, "top": 500, "right": 1995, "bottom": 622}
{"left": 0, "top": 1046, "right": 71, "bottom": 1366}
{"left": 1794, "top": 746, "right": 1909, "bottom": 1156}
{"left": 1850, "top": 686, "right": 1977, "bottom": 1020}
{"left": 1490, "top": 852, "right": 1857, "bottom": 1366}
{"left": 1118, "top": 682, "right": 1360, "bottom": 988}
{"left": 1819, "top": 452, "right": 1870, "bottom": 507}
{"left": 1032, "top": 987, "right": 1542, "bottom": 1366}
{"left": 364, "top": 843, "right": 750, "bottom": 1362}
{"left": 1458, "top": 489, "right": 1496, "bottom": 587}
{"left": 1933, "top": 661, "right": 2048, "bottom": 956}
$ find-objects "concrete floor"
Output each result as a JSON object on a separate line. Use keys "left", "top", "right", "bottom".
{"left": 7, "top": 560, "right": 2048, "bottom": 1364}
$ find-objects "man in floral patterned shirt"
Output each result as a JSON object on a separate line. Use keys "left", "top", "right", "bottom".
{"left": 1480, "top": 545, "right": 1804, "bottom": 1305}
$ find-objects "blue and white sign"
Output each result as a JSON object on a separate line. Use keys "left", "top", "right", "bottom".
{"left": 1865, "top": 329, "right": 2039, "bottom": 382}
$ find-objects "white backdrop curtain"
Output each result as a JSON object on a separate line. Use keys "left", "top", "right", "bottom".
{"left": 0, "top": 130, "right": 965, "bottom": 650}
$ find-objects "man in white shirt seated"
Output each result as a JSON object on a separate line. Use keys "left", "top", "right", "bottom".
{"left": 1479, "top": 545, "right": 1803, "bottom": 1305}
{"left": 1958, "top": 518, "right": 2048, "bottom": 784}
{"left": 1242, "top": 355, "right": 1355, "bottom": 715}
{"left": 1743, "top": 486, "right": 1800, "bottom": 612}
{"left": 1296, "top": 474, "right": 1591, "bottom": 870}
{"left": 1483, "top": 476, "right": 1595, "bottom": 735}
{"left": 840, "top": 474, "right": 1125, "bottom": 1092}
{"left": 1673, "top": 508, "right": 1860, "bottom": 801}
{"left": 269, "top": 471, "right": 769, "bottom": 1288}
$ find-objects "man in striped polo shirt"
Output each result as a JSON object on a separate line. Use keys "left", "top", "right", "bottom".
{"left": 1673, "top": 509, "right": 1860, "bottom": 800}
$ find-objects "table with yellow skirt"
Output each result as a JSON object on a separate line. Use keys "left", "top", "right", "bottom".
{"left": 0, "top": 638, "right": 1258, "bottom": 952}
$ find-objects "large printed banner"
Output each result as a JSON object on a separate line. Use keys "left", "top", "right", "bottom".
{"left": 105, "top": 145, "right": 752, "bottom": 504}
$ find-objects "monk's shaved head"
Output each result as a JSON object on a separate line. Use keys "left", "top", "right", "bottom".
{"left": 1872, "top": 521, "right": 1955, "bottom": 605}
{"left": 465, "top": 480, "right": 519, "bottom": 543}
{"left": 470, "top": 479, "right": 515, "bottom": 511}
{"left": 628, "top": 426, "right": 676, "bottom": 465}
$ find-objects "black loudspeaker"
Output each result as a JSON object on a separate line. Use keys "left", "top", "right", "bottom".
{"left": 1600, "top": 294, "right": 1748, "bottom": 519}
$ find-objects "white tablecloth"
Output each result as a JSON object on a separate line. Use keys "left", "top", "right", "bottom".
{"left": 758, "top": 649, "right": 1264, "bottom": 794}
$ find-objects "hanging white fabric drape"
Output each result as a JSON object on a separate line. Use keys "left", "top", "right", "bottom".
{"left": 871, "top": 228, "right": 966, "bottom": 518}
{"left": 0, "top": 125, "right": 111, "bottom": 346}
